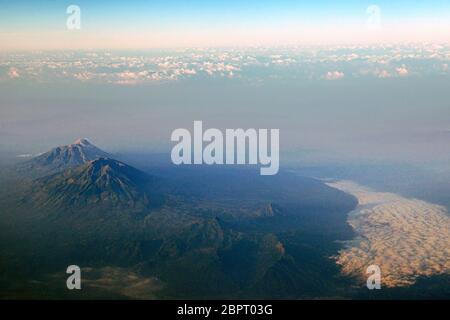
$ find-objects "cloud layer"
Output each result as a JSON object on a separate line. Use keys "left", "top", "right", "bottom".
{"left": 327, "top": 180, "right": 450, "bottom": 288}
{"left": 1, "top": 44, "right": 449, "bottom": 85}
{"left": 82, "top": 266, "right": 163, "bottom": 299}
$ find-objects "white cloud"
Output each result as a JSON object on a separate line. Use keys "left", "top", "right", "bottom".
{"left": 7, "top": 67, "right": 20, "bottom": 79}
{"left": 325, "top": 71, "right": 344, "bottom": 80}
{"left": 327, "top": 180, "right": 450, "bottom": 288}
{"left": 180, "top": 68, "right": 196, "bottom": 75}
{"left": 1, "top": 45, "right": 450, "bottom": 84}
{"left": 73, "top": 72, "right": 93, "bottom": 81}
{"left": 377, "top": 70, "right": 391, "bottom": 78}
{"left": 395, "top": 65, "right": 409, "bottom": 76}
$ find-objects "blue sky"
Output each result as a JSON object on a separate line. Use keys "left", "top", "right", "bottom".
{"left": 1, "top": 1, "right": 449, "bottom": 28}
{"left": 1, "top": 0, "right": 450, "bottom": 50}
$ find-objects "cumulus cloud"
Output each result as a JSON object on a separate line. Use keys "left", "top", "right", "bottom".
{"left": 325, "top": 71, "right": 345, "bottom": 80}
{"left": 82, "top": 266, "right": 163, "bottom": 299}
{"left": 395, "top": 65, "right": 409, "bottom": 76}
{"left": 7, "top": 67, "right": 20, "bottom": 79}
{"left": 327, "top": 180, "right": 450, "bottom": 288}
{"left": 73, "top": 72, "right": 94, "bottom": 81}
{"left": 1, "top": 44, "right": 449, "bottom": 84}
{"left": 377, "top": 70, "right": 391, "bottom": 78}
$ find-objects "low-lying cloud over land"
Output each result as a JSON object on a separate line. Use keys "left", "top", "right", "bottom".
{"left": 82, "top": 266, "right": 163, "bottom": 299}
{"left": 326, "top": 180, "right": 450, "bottom": 288}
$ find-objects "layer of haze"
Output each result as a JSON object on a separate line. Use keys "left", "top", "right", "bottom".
{"left": 0, "top": 52, "right": 449, "bottom": 164}
{"left": 0, "top": 44, "right": 449, "bottom": 165}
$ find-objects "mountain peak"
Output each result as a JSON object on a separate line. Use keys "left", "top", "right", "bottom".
{"left": 19, "top": 139, "right": 110, "bottom": 176}
{"left": 73, "top": 138, "right": 93, "bottom": 146}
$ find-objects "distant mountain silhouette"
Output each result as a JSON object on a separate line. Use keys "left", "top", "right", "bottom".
{"left": 33, "top": 158, "right": 154, "bottom": 211}
{"left": 19, "top": 138, "right": 110, "bottom": 176}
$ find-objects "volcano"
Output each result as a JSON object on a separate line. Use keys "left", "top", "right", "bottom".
{"left": 20, "top": 138, "right": 110, "bottom": 176}
{"left": 34, "top": 157, "right": 154, "bottom": 211}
